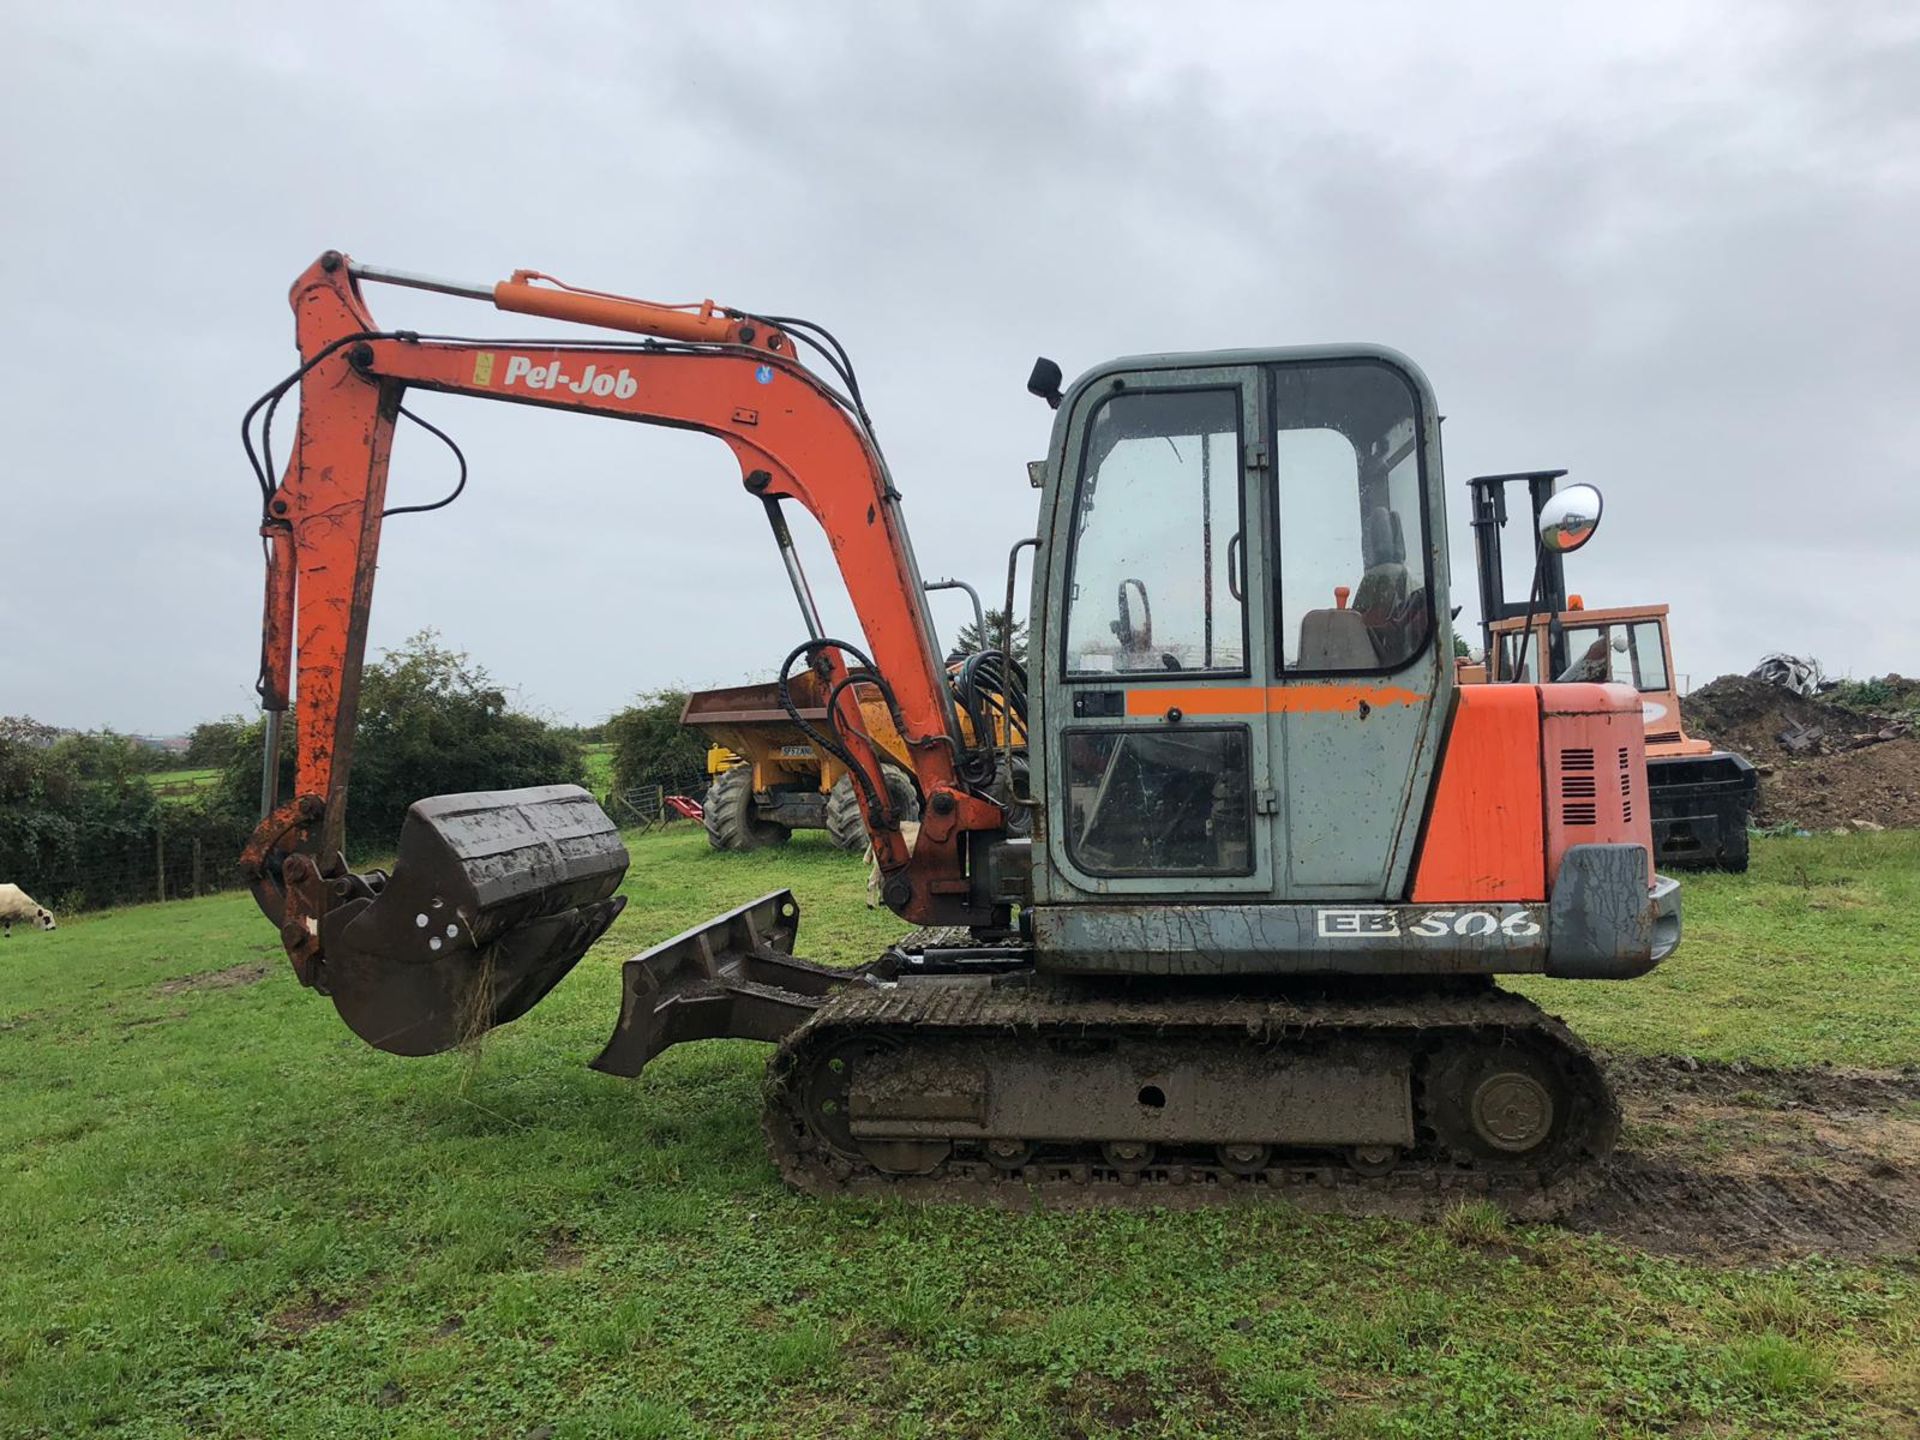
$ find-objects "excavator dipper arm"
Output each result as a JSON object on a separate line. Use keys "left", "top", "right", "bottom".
{"left": 243, "top": 252, "right": 1003, "bottom": 1051}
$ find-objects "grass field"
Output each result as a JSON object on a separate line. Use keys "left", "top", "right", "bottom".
{"left": 150, "top": 746, "right": 616, "bottom": 806}
{"left": 582, "top": 743, "right": 617, "bottom": 799}
{"left": 146, "top": 766, "right": 222, "bottom": 801}
{"left": 3, "top": 831, "right": 1916, "bottom": 1438}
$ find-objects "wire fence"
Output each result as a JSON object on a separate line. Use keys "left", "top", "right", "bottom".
{"left": 24, "top": 822, "right": 256, "bottom": 916}
{"left": 605, "top": 770, "right": 713, "bottom": 831}
{"left": 17, "top": 770, "right": 722, "bottom": 918}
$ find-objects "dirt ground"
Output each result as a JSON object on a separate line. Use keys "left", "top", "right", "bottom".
{"left": 1578, "top": 1055, "right": 1920, "bottom": 1262}
{"left": 1681, "top": 675, "right": 1920, "bottom": 830}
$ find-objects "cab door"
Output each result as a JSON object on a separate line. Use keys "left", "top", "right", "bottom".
{"left": 1265, "top": 354, "right": 1452, "bottom": 899}
{"left": 1036, "top": 364, "right": 1276, "bottom": 898}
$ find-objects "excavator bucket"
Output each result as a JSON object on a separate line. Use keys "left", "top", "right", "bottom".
{"left": 319, "top": 785, "right": 629, "bottom": 1056}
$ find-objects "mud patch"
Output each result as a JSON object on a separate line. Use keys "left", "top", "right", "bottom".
{"left": 1574, "top": 1056, "right": 1920, "bottom": 1262}
{"left": 153, "top": 963, "right": 268, "bottom": 996}
{"left": 267, "top": 1293, "right": 362, "bottom": 1341}
{"left": 542, "top": 1230, "right": 584, "bottom": 1271}
{"left": 1053, "top": 1367, "right": 1235, "bottom": 1439}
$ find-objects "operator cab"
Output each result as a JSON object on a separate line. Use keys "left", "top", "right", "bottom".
{"left": 1488, "top": 606, "right": 1686, "bottom": 738}
{"left": 1029, "top": 350, "right": 1450, "bottom": 908}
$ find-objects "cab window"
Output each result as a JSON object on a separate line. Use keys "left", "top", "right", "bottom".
{"left": 1271, "top": 362, "right": 1430, "bottom": 673}
{"left": 1558, "top": 621, "right": 1672, "bottom": 692}
{"left": 1063, "top": 389, "right": 1246, "bottom": 676}
{"left": 1062, "top": 727, "right": 1254, "bottom": 876}
{"left": 1631, "top": 621, "right": 1670, "bottom": 690}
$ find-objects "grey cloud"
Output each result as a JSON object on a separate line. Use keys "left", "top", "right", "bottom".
{"left": 2, "top": 0, "right": 1913, "bottom": 733}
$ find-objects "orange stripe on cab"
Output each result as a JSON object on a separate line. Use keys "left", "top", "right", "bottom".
{"left": 1122, "top": 684, "right": 1428, "bottom": 717}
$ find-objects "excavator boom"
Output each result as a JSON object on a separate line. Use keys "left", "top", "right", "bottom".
{"left": 244, "top": 252, "right": 1005, "bottom": 1052}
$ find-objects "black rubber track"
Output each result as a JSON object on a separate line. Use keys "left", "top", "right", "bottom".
{"left": 761, "top": 980, "right": 1616, "bottom": 1221}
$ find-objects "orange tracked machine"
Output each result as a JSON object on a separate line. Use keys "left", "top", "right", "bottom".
{"left": 241, "top": 253, "right": 1678, "bottom": 1212}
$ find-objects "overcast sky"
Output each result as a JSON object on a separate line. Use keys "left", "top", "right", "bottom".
{"left": 5, "top": 1, "right": 1915, "bottom": 734}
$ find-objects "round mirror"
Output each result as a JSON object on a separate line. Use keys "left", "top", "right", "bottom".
{"left": 1538, "top": 483, "right": 1603, "bottom": 553}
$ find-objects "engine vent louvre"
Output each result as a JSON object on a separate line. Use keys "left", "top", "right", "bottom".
{"left": 1560, "top": 748, "right": 1599, "bottom": 826}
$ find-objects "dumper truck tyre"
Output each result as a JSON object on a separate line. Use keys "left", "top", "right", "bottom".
{"left": 703, "top": 765, "right": 790, "bottom": 852}
{"left": 825, "top": 767, "right": 921, "bottom": 851}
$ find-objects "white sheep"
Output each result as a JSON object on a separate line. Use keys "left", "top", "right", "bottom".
{"left": 0, "top": 884, "right": 57, "bottom": 936}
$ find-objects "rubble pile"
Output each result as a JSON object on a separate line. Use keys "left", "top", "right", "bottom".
{"left": 1681, "top": 675, "right": 1920, "bottom": 831}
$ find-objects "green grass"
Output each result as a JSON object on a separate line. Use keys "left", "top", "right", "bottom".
{"left": 3, "top": 832, "right": 1917, "bottom": 1438}
{"left": 146, "top": 766, "right": 221, "bottom": 801}
{"left": 1515, "top": 829, "right": 1920, "bottom": 1068}
{"left": 581, "top": 742, "right": 616, "bottom": 798}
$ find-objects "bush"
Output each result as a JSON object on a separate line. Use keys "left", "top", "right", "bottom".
{"left": 0, "top": 727, "right": 151, "bottom": 907}
{"left": 213, "top": 632, "right": 585, "bottom": 855}
{"left": 605, "top": 691, "right": 708, "bottom": 797}
{"left": 213, "top": 714, "right": 296, "bottom": 829}
{"left": 0, "top": 724, "right": 247, "bottom": 909}
{"left": 183, "top": 718, "right": 250, "bottom": 769}
{"left": 346, "top": 632, "right": 584, "bottom": 848}
{"left": 1826, "top": 675, "right": 1920, "bottom": 719}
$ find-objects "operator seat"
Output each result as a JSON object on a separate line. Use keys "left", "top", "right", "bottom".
{"left": 1295, "top": 607, "right": 1377, "bottom": 670}
{"left": 1295, "top": 507, "right": 1416, "bottom": 669}
{"left": 1351, "top": 507, "right": 1409, "bottom": 623}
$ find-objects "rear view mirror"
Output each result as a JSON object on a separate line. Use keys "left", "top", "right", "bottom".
{"left": 1027, "top": 357, "right": 1064, "bottom": 410}
{"left": 1538, "top": 483, "right": 1603, "bottom": 553}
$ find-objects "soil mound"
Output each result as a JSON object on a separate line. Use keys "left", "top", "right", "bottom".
{"left": 1681, "top": 675, "right": 1920, "bottom": 830}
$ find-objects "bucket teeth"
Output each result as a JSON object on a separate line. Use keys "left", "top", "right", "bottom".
{"left": 319, "top": 785, "right": 630, "bottom": 1055}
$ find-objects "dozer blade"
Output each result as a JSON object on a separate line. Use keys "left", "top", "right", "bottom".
{"left": 320, "top": 785, "right": 629, "bottom": 1056}
{"left": 591, "top": 890, "right": 860, "bottom": 1078}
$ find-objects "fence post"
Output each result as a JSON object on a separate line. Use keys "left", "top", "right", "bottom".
{"left": 155, "top": 827, "right": 166, "bottom": 904}
{"left": 192, "top": 838, "right": 204, "bottom": 899}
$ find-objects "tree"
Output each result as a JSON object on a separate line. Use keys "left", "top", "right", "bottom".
{"left": 952, "top": 608, "right": 1029, "bottom": 666}
{"left": 0, "top": 716, "right": 62, "bottom": 749}
{"left": 346, "top": 631, "right": 584, "bottom": 849}
{"left": 605, "top": 690, "right": 708, "bottom": 796}
{"left": 213, "top": 631, "right": 585, "bottom": 854}
{"left": 184, "top": 718, "right": 249, "bottom": 769}
{"left": 214, "top": 713, "right": 296, "bottom": 824}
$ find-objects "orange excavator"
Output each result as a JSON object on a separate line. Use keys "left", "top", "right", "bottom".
{"left": 242, "top": 252, "right": 1679, "bottom": 1213}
